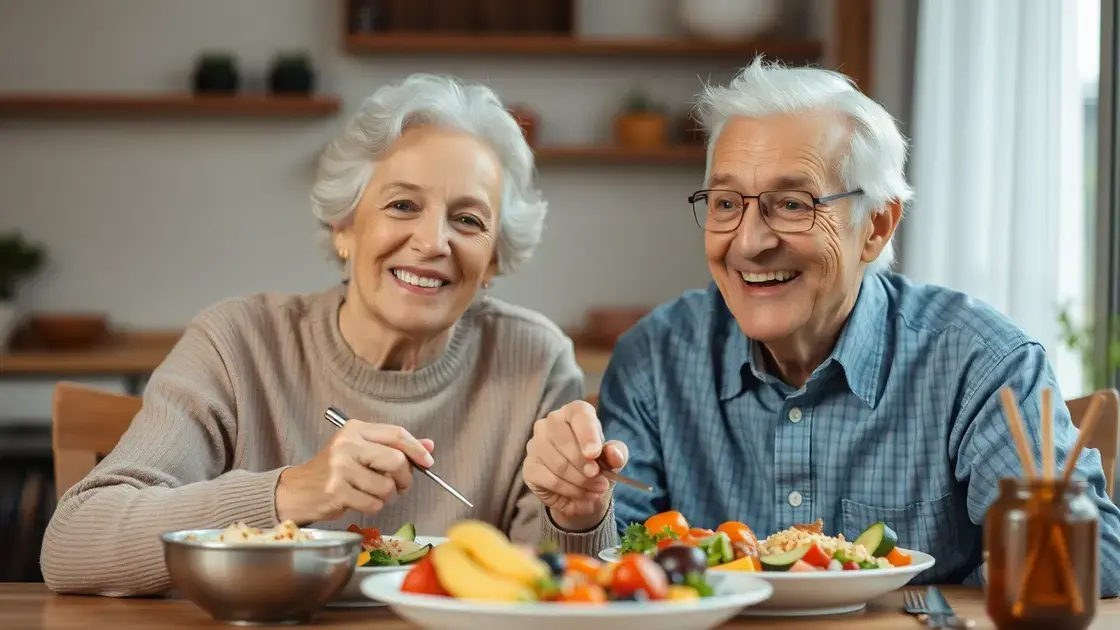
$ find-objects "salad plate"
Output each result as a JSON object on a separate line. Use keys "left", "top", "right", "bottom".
{"left": 361, "top": 564, "right": 772, "bottom": 630}
{"left": 599, "top": 512, "right": 936, "bottom": 616}
{"left": 360, "top": 519, "right": 774, "bottom": 629}
{"left": 330, "top": 523, "right": 448, "bottom": 606}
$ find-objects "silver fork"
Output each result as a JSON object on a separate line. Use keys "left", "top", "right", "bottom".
{"left": 902, "top": 588, "right": 927, "bottom": 616}
{"left": 901, "top": 589, "right": 974, "bottom": 628}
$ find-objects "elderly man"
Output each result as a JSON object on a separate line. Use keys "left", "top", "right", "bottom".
{"left": 522, "top": 57, "right": 1120, "bottom": 594}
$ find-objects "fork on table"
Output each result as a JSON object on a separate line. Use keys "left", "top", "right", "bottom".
{"left": 901, "top": 588, "right": 975, "bottom": 628}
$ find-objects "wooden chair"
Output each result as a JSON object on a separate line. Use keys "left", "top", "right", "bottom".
{"left": 51, "top": 381, "right": 141, "bottom": 500}
{"left": 1067, "top": 389, "right": 1120, "bottom": 500}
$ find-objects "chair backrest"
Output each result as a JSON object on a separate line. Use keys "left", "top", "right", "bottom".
{"left": 51, "top": 381, "right": 141, "bottom": 500}
{"left": 1067, "top": 389, "right": 1120, "bottom": 500}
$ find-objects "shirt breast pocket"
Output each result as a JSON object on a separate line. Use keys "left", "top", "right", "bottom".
{"left": 841, "top": 493, "right": 966, "bottom": 584}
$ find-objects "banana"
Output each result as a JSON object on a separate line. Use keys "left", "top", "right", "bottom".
{"left": 446, "top": 520, "right": 549, "bottom": 586}
{"left": 430, "top": 541, "right": 535, "bottom": 602}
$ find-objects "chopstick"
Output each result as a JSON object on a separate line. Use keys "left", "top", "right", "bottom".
{"left": 323, "top": 407, "right": 474, "bottom": 508}
{"left": 1000, "top": 387, "right": 1085, "bottom": 616}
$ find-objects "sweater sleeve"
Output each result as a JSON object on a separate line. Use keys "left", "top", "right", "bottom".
{"left": 507, "top": 338, "right": 585, "bottom": 545}
{"left": 40, "top": 312, "right": 285, "bottom": 596}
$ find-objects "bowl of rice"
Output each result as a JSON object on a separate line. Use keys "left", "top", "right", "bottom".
{"left": 162, "top": 521, "right": 362, "bottom": 625}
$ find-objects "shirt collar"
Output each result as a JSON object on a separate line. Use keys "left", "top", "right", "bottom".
{"left": 716, "top": 274, "right": 889, "bottom": 408}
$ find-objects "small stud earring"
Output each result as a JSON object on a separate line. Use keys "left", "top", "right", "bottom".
{"left": 482, "top": 281, "right": 490, "bottom": 289}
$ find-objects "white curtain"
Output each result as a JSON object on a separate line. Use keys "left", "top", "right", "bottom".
{"left": 903, "top": 0, "right": 1087, "bottom": 395}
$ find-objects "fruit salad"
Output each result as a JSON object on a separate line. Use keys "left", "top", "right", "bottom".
{"left": 399, "top": 520, "right": 715, "bottom": 603}
{"left": 619, "top": 512, "right": 914, "bottom": 573}
{"left": 348, "top": 522, "right": 431, "bottom": 567}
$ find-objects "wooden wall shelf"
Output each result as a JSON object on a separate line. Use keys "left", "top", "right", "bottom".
{"left": 0, "top": 94, "right": 342, "bottom": 118}
{"left": 535, "top": 145, "right": 705, "bottom": 166}
{"left": 345, "top": 34, "right": 823, "bottom": 61}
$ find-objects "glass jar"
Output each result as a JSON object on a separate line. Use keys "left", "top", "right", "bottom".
{"left": 985, "top": 478, "right": 1099, "bottom": 629}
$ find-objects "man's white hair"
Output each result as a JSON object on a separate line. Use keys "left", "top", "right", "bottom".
{"left": 694, "top": 57, "right": 913, "bottom": 272}
{"left": 311, "top": 74, "right": 547, "bottom": 275}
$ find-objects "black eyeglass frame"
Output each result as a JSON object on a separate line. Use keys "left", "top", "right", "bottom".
{"left": 687, "top": 188, "right": 865, "bottom": 233}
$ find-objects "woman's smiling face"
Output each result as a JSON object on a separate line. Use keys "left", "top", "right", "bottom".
{"left": 334, "top": 125, "right": 504, "bottom": 336}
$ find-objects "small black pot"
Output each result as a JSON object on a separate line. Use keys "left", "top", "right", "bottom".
{"left": 268, "top": 60, "right": 315, "bottom": 95}
{"left": 192, "top": 57, "right": 239, "bottom": 94}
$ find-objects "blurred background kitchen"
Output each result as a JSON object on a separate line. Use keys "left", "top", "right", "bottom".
{"left": 0, "top": 0, "right": 1116, "bottom": 583}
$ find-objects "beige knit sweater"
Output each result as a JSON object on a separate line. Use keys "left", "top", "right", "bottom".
{"left": 40, "top": 285, "right": 592, "bottom": 596}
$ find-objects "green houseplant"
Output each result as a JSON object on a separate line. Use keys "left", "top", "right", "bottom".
{"left": 0, "top": 231, "right": 47, "bottom": 350}
{"left": 613, "top": 87, "right": 669, "bottom": 149}
{"left": 1058, "top": 305, "right": 1120, "bottom": 392}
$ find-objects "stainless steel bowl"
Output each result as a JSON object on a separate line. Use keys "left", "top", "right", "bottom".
{"left": 161, "top": 528, "right": 362, "bottom": 625}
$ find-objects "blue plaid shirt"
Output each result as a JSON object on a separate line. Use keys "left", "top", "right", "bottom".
{"left": 599, "top": 271, "right": 1120, "bottom": 595}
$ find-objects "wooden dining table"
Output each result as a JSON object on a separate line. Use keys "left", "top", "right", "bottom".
{"left": 2, "top": 582, "right": 1118, "bottom": 629}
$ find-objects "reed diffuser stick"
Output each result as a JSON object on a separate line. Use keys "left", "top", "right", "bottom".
{"left": 1061, "top": 393, "right": 1104, "bottom": 484}
{"left": 1004, "top": 388, "right": 1086, "bottom": 617}
{"left": 1042, "top": 388, "right": 1054, "bottom": 479}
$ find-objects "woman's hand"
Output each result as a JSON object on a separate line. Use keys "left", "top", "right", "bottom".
{"left": 275, "top": 420, "right": 435, "bottom": 525}
{"left": 523, "top": 400, "right": 629, "bottom": 532}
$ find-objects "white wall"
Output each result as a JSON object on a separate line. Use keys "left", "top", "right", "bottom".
{"left": 0, "top": 0, "right": 910, "bottom": 420}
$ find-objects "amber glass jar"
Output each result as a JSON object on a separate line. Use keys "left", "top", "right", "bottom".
{"left": 985, "top": 478, "right": 1099, "bottom": 629}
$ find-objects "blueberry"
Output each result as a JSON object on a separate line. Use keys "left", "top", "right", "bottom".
{"left": 537, "top": 551, "right": 567, "bottom": 577}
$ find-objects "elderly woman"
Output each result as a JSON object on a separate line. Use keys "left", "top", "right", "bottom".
{"left": 41, "top": 74, "right": 582, "bottom": 595}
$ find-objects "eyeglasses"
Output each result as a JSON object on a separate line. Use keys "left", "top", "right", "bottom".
{"left": 688, "top": 188, "right": 865, "bottom": 234}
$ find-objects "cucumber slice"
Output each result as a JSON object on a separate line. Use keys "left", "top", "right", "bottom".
{"left": 719, "top": 533, "right": 734, "bottom": 564}
{"left": 760, "top": 544, "right": 811, "bottom": 572}
{"left": 852, "top": 522, "right": 898, "bottom": 557}
{"left": 392, "top": 523, "right": 416, "bottom": 541}
{"left": 396, "top": 543, "right": 431, "bottom": 564}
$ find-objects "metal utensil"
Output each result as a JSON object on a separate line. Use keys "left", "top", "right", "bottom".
{"left": 323, "top": 406, "right": 473, "bottom": 508}
{"left": 902, "top": 587, "right": 974, "bottom": 628}
{"left": 597, "top": 455, "right": 653, "bottom": 493}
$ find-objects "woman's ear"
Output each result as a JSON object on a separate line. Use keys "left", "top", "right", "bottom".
{"left": 483, "top": 252, "right": 500, "bottom": 285}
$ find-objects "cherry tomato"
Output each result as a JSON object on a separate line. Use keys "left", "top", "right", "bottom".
{"left": 716, "top": 522, "right": 757, "bottom": 551}
{"left": 400, "top": 555, "right": 448, "bottom": 596}
{"left": 611, "top": 553, "right": 669, "bottom": 600}
{"left": 562, "top": 583, "right": 608, "bottom": 604}
{"left": 689, "top": 527, "right": 715, "bottom": 539}
{"left": 842, "top": 561, "right": 861, "bottom": 571}
{"left": 565, "top": 554, "right": 603, "bottom": 579}
{"left": 644, "top": 511, "right": 690, "bottom": 540}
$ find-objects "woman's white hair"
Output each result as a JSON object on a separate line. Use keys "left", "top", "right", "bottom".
{"left": 694, "top": 56, "right": 913, "bottom": 273}
{"left": 311, "top": 74, "right": 547, "bottom": 275}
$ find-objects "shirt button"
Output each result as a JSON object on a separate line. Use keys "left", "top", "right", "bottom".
{"left": 788, "top": 490, "right": 803, "bottom": 507}
{"left": 788, "top": 407, "right": 803, "bottom": 423}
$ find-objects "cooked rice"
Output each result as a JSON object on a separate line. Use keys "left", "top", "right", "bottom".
{"left": 759, "top": 522, "right": 873, "bottom": 563}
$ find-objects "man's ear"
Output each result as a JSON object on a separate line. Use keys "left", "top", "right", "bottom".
{"left": 861, "top": 198, "right": 903, "bottom": 264}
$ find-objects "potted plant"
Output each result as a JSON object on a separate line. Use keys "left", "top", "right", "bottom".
{"left": 613, "top": 88, "right": 669, "bottom": 149}
{"left": 0, "top": 231, "right": 46, "bottom": 351}
{"left": 1058, "top": 305, "right": 1120, "bottom": 393}
{"left": 268, "top": 52, "right": 316, "bottom": 95}
{"left": 192, "top": 52, "right": 240, "bottom": 94}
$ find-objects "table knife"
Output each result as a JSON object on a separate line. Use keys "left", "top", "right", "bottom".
{"left": 925, "top": 586, "right": 973, "bottom": 628}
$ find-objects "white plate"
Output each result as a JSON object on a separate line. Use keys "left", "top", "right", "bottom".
{"left": 359, "top": 570, "right": 774, "bottom": 630}
{"left": 599, "top": 546, "right": 935, "bottom": 616}
{"left": 329, "top": 536, "right": 448, "bottom": 606}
